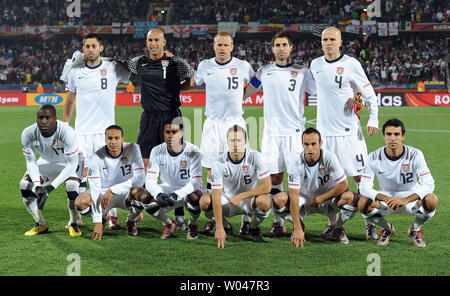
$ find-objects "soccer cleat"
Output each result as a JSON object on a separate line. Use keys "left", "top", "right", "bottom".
{"left": 67, "top": 223, "right": 82, "bottom": 237}
{"left": 175, "top": 215, "right": 186, "bottom": 231}
{"left": 409, "top": 228, "right": 426, "bottom": 248}
{"left": 249, "top": 227, "right": 265, "bottom": 243}
{"left": 25, "top": 223, "right": 48, "bottom": 236}
{"left": 365, "top": 223, "right": 378, "bottom": 240}
{"left": 377, "top": 224, "right": 395, "bottom": 246}
{"left": 223, "top": 220, "right": 233, "bottom": 236}
{"left": 239, "top": 221, "right": 251, "bottom": 235}
{"left": 333, "top": 228, "right": 349, "bottom": 244}
{"left": 136, "top": 213, "right": 144, "bottom": 223}
{"left": 161, "top": 221, "right": 177, "bottom": 239}
{"left": 107, "top": 214, "right": 120, "bottom": 230}
{"left": 126, "top": 221, "right": 138, "bottom": 236}
{"left": 319, "top": 224, "right": 335, "bottom": 239}
{"left": 266, "top": 222, "right": 287, "bottom": 238}
{"left": 65, "top": 216, "right": 83, "bottom": 230}
{"left": 201, "top": 220, "right": 216, "bottom": 235}
{"left": 186, "top": 224, "right": 199, "bottom": 240}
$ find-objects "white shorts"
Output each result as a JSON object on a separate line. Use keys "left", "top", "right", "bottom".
{"left": 322, "top": 134, "right": 368, "bottom": 177}
{"left": 299, "top": 196, "right": 340, "bottom": 219}
{"left": 377, "top": 191, "right": 421, "bottom": 216}
{"left": 82, "top": 189, "right": 131, "bottom": 217}
{"left": 77, "top": 133, "right": 105, "bottom": 167}
{"left": 25, "top": 156, "right": 84, "bottom": 183}
{"left": 261, "top": 131, "right": 303, "bottom": 174}
{"left": 221, "top": 195, "right": 255, "bottom": 218}
{"left": 200, "top": 116, "right": 247, "bottom": 168}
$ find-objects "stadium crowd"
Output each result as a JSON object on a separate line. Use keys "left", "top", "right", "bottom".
{"left": 0, "top": 34, "right": 447, "bottom": 86}
{"left": 0, "top": 0, "right": 449, "bottom": 26}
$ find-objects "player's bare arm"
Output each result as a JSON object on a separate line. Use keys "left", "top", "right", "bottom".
{"left": 311, "top": 178, "right": 349, "bottom": 208}
{"left": 289, "top": 188, "right": 305, "bottom": 248}
{"left": 211, "top": 188, "right": 226, "bottom": 248}
{"left": 243, "top": 84, "right": 259, "bottom": 99}
{"left": 229, "top": 176, "right": 271, "bottom": 207}
{"left": 63, "top": 91, "right": 76, "bottom": 123}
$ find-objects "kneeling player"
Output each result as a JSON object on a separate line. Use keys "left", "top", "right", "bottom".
{"left": 74, "top": 125, "right": 146, "bottom": 240}
{"left": 143, "top": 119, "right": 204, "bottom": 239}
{"left": 275, "top": 128, "right": 358, "bottom": 245}
{"left": 20, "top": 105, "right": 83, "bottom": 237}
{"left": 200, "top": 125, "right": 272, "bottom": 248}
{"left": 359, "top": 119, "right": 438, "bottom": 247}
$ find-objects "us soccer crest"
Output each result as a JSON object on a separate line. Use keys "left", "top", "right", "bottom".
{"left": 100, "top": 69, "right": 107, "bottom": 76}
{"left": 161, "top": 60, "right": 169, "bottom": 67}
{"left": 402, "top": 164, "right": 410, "bottom": 171}
{"left": 242, "top": 165, "right": 249, "bottom": 173}
{"left": 180, "top": 160, "right": 187, "bottom": 168}
{"left": 230, "top": 68, "right": 237, "bottom": 76}
{"left": 288, "top": 174, "right": 294, "bottom": 182}
{"left": 319, "top": 167, "right": 328, "bottom": 175}
{"left": 291, "top": 71, "right": 298, "bottom": 78}
{"left": 121, "top": 157, "right": 128, "bottom": 164}
{"left": 336, "top": 67, "right": 344, "bottom": 75}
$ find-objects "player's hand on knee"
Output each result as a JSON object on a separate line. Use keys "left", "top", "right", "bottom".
{"left": 229, "top": 194, "right": 244, "bottom": 207}
{"left": 36, "top": 185, "right": 55, "bottom": 210}
{"left": 92, "top": 223, "right": 104, "bottom": 241}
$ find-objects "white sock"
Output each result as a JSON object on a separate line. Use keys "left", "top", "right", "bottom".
{"left": 335, "top": 205, "right": 357, "bottom": 229}
{"left": 411, "top": 207, "right": 435, "bottom": 231}
{"left": 23, "top": 197, "right": 46, "bottom": 225}
{"left": 67, "top": 199, "right": 78, "bottom": 224}
{"left": 250, "top": 207, "right": 270, "bottom": 229}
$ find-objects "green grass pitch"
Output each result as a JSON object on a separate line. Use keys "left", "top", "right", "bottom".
{"left": 0, "top": 105, "right": 449, "bottom": 276}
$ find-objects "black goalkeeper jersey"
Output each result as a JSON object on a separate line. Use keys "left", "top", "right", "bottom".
{"left": 126, "top": 54, "right": 194, "bottom": 112}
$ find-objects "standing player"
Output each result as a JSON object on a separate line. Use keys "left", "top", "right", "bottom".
{"left": 200, "top": 125, "right": 272, "bottom": 248}
{"left": 63, "top": 33, "right": 131, "bottom": 230}
{"left": 310, "top": 26, "right": 379, "bottom": 240}
{"left": 192, "top": 32, "right": 255, "bottom": 235}
{"left": 275, "top": 128, "right": 359, "bottom": 246}
{"left": 118, "top": 28, "right": 195, "bottom": 230}
{"left": 244, "top": 32, "right": 316, "bottom": 237}
{"left": 20, "top": 105, "right": 82, "bottom": 237}
{"left": 143, "top": 118, "right": 204, "bottom": 239}
{"left": 359, "top": 119, "right": 437, "bottom": 247}
{"left": 73, "top": 125, "right": 147, "bottom": 240}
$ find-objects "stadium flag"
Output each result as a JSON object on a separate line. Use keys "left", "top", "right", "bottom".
{"left": 345, "top": 20, "right": 360, "bottom": 34}
{"left": 283, "top": 24, "right": 300, "bottom": 32}
{"left": 362, "top": 20, "right": 377, "bottom": 34}
{"left": 400, "top": 21, "right": 411, "bottom": 31}
{"left": 191, "top": 24, "right": 208, "bottom": 36}
{"left": 79, "top": 25, "right": 93, "bottom": 37}
{"left": 218, "top": 22, "right": 239, "bottom": 37}
{"left": 133, "top": 21, "right": 158, "bottom": 39}
{"left": 247, "top": 22, "right": 259, "bottom": 32}
{"left": 173, "top": 25, "right": 191, "bottom": 38}
{"left": 388, "top": 21, "right": 399, "bottom": 36}
{"left": 338, "top": 19, "right": 352, "bottom": 28}
{"left": 41, "top": 29, "right": 54, "bottom": 40}
{"left": 112, "top": 22, "right": 131, "bottom": 34}
{"left": 313, "top": 24, "right": 328, "bottom": 37}
{"left": 377, "top": 22, "right": 388, "bottom": 36}
{"left": 25, "top": 25, "right": 47, "bottom": 37}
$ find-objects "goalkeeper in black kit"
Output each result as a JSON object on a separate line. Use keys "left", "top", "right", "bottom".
{"left": 118, "top": 27, "right": 196, "bottom": 230}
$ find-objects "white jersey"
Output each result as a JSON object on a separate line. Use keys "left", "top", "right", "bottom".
{"left": 360, "top": 145, "right": 435, "bottom": 201}
{"left": 87, "top": 142, "right": 145, "bottom": 223}
{"left": 21, "top": 120, "right": 79, "bottom": 188}
{"left": 310, "top": 54, "right": 378, "bottom": 136}
{"left": 195, "top": 57, "right": 254, "bottom": 119}
{"left": 211, "top": 148, "right": 270, "bottom": 199}
{"left": 65, "top": 60, "right": 131, "bottom": 135}
{"left": 145, "top": 141, "right": 203, "bottom": 200}
{"left": 287, "top": 149, "right": 347, "bottom": 202}
{"left": 250, "top": 63, "right": 316, "bottom": 136}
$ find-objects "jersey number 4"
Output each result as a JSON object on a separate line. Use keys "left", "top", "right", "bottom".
{"left": 335, "top": 76, "right": 342, "bottom": 89}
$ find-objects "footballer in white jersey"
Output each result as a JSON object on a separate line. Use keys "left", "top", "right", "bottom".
{"left": 63, "top": 33, "right": 131, "bottom": 228}
{"left": 244, "top": 32, "right": 316, "bottom": 238}
{"left": 200, "top": 125, "right": 272, "bottom": 247}
{"left": 193, "top": 33, "right": 254, "bottom": 173}
{"left": 20, "top": 105, "right": 83, "bottom": 237}
{"left": 74, "top": 125, "right": 149, "bottom": 240}
{"left": 359, "top": 119, "right": 438, "bottom": 247}
{"left": 141, "top": 120, "right": 204, "bottom": 239}
{"left": 273, "top": 128, "right": 358, "bottom": 245}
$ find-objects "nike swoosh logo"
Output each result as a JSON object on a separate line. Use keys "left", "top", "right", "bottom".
{"left": 267, "top": 72, "right": 275, "bottom": 75}
{"left": 378, "top": 171, "right": 385, "bottom": 174}
{"left": 315, "top": 71, "right": 321, "bottom": 74}
{"left": 142, "top": 63, "right": 149, "bottom": 67}
{"left": 207, "top": 73, "right": 213, "bottom": 75}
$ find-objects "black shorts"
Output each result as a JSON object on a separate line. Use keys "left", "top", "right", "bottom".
{"left": 137, "top": 109, "right": 182, "bottom": 158}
